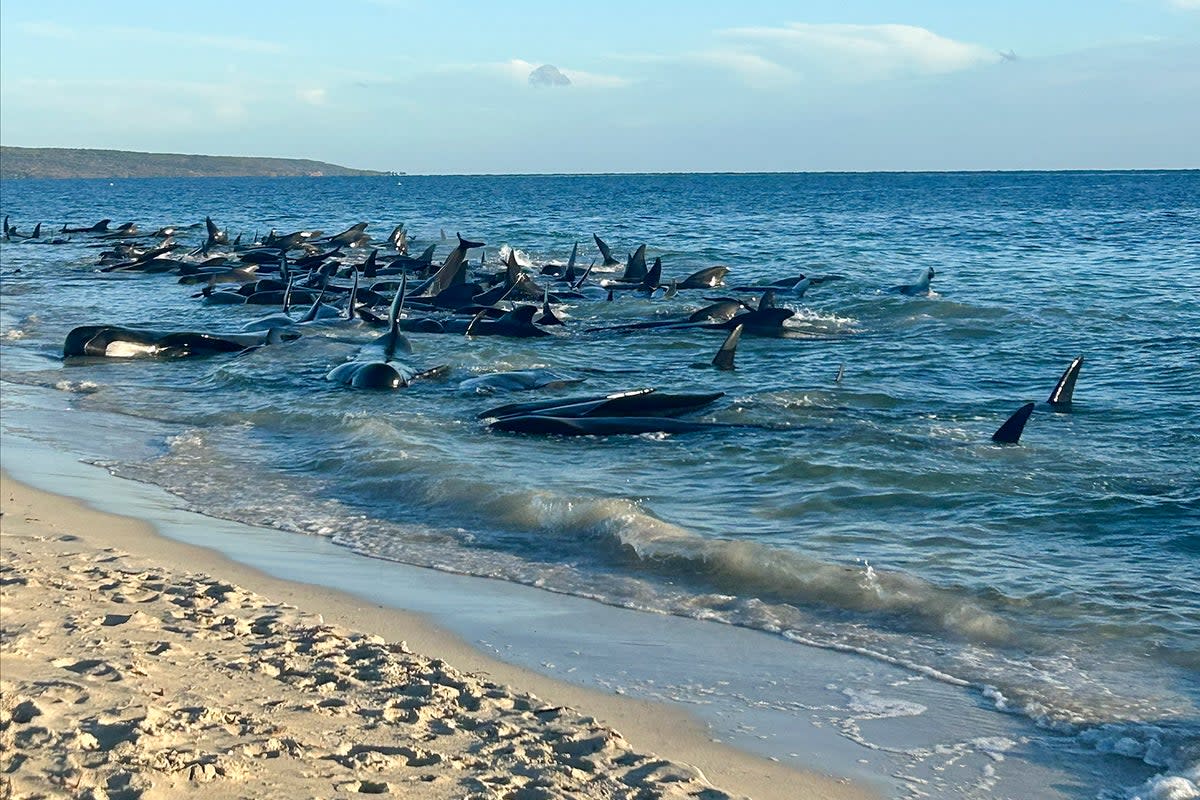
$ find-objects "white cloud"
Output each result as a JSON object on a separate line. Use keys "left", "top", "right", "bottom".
{"left": 297, "top": 87, "right": 328, "bottom": 105}
{"left": 690, "top": 50, "right": 796, "bottom": 87}
{"left": 1168, "top": 0, "right": 1200, "bottom": 8}
{"left": 560, "top": 67, "right": 631, "bottom": 89}
{"left": 717, "top": 22, "right": 996, "bottom": 83}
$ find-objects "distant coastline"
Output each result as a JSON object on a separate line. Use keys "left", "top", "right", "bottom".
{"left": 0, "top": 147, "right": 387, "bottom": 180}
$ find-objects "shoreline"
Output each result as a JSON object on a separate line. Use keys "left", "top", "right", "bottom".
{"left": 0, "top": 460, "right": 870, "bottom": 800}
{"left": 0, "top": 383, "right": 1167, "bottom": 799}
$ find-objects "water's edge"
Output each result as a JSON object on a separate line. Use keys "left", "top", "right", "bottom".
{"left": 0, "top": 416, "right": 1168, "bottom": 800}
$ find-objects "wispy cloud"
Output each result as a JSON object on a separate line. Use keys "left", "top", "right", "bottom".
{"left": 2, "top": 77, "right": 253, "bottom": 133}
{"left": 16, "top": 21, "right": 78, "bottom": 39}
{"left": 687, "top": 50, "right": 796, "bottom": 87}
{"left": 297, "top": 87, "right": 328, "bottom": 105}
{"left": 111, "top": 26, "right": 285, "bottom": 55}
{"left": 18, "top": 20, "right": 283, "bottom": 54}
{"left": 710, "top": 22, "right": 996, "bottom": 84}
{"left": 1168, "top": 0, "right": 1200, "bottom": 9}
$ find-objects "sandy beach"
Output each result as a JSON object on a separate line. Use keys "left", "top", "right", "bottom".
{"left": 0, "top": 471, "right": 870, "bottom": 800}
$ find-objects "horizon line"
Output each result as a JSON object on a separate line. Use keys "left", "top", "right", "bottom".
{"left": 3, "top": 167, "right": 1197, "bottom": 181}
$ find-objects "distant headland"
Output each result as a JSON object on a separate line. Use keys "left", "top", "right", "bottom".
{"left": 0, "top": 147, "right": 388, "bottom": 179}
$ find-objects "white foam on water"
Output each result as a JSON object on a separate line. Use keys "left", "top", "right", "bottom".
{"left": 843, "top": 688, "right": 928, "bottom": 719}
{"left": 53, "top": 380, "right": 100, "bottom": 394}
{"left": 1124, "top": 765, "right": 1200, "bottom": 800}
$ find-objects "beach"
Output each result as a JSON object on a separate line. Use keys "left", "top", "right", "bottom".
{"left": 0, "top": 470, "right": 869, "bottom": 800}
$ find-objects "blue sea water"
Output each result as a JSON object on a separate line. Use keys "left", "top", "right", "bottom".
{"left": 1, "top": 171, "right": 1197, "bottom": 797}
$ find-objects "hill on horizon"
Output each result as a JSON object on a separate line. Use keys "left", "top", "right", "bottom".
{"left": 0, "top": 147, "right": 386, "bottom": 179}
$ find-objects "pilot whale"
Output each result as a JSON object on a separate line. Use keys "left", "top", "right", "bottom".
{"left": 63, "top": 325, "right": 297, "bottom": 359}
{"left": 893, "top": 267, "right": 935, "bottom": 296}
{"left": 326, "top": 276, "right": 448, "bottom": 389}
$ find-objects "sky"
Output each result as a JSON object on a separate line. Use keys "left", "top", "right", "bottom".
{"left": 1, "top": 1, "right": 1197, "bottom": 173}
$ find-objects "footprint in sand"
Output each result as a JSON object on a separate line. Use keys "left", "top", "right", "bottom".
{"left": 337, "top": 779, "right": 391, "bottom": 794}
{"left": 51, "top": 658, "right": 123, "bottom": 682}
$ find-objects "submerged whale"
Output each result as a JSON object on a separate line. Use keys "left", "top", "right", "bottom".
{"left": 459, "top": 369, "right": 584, "bottom": 394}
{"left": 60, "top": 219, "right": 112, "bottom": 234}
{"left": 479, "top": 388, "right": 725, "bottom": 421}
{"left": 489, "top": 415, "right": 739, "bottom": 436}
{"left": 483, "top": 385, "right": 745, "bottom": 435}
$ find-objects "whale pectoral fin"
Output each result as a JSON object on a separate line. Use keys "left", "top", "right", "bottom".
{"left": 355, "top": 307, "right": 387, "bottom": 326}
{"left": 572, "top": 260, "right": 597, "bottom": 290}
{"left": 1047, "top": 355, "right": 1084, "bottom": 409}
{"left": 992, "top": 402, "right": 1035, "bottom": 445}
{"left": 412, "top": 364, "right": 452, "bottom": 382}
{"left": 465, "top": 309, "right": 488, "bottom": 337}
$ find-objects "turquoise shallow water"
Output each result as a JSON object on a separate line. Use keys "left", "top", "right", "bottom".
{"left": 1, "top": 171, "right": 1197, "bottom": 797}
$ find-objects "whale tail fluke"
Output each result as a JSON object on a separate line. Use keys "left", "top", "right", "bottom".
{"left": 593, "top": 233, "right": 620, "bottom": 267}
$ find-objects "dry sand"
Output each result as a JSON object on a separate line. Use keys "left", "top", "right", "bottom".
{"left": 0, "top": 471, "right": 871, "bottom": 800}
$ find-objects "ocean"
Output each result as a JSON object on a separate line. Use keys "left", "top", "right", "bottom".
{"left": 1, "top": 171, "right": 1197, "bottom": 798}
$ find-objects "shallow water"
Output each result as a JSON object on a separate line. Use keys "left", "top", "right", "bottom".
{"left": 2, "top": 171, "right": 1198, "bottom": 797}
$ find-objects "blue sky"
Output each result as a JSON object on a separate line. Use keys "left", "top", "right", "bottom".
{"left": 1, "top": 1, "right": 1197, "bottom": 172}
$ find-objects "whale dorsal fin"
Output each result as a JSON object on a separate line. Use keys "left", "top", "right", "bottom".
{"left": 389, "top": 271, "right": 407, "bottom": 332}
{"left": 345, "top": 268, "right": 359, "bottom": 321}
{"left": 992, "top": 402, "right": 1035, "bottom": 444}
{"left": 713, "top": 324, "right": 743, "bottom": 371}
{"left": 565, "top": 241, "right": 579, "bottom": 282}
{"left": 639, "top": 257, "right": 662, "bottom": 292}
{"left": 506, "top": 250, "right": 521, "bottom": 287}
{"left": 623, "top": 244, "right": 647, "bottom": 282}
{"left": 298, "top": 280, "right": 328, "bottom": 324}
{"left": 538, "top": 286, "right": 563, "bottom": 326}
{"left": 383, "top": 272, "right": 411, "bottom": 359}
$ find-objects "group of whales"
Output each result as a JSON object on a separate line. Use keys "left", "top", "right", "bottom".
{"left": 9, "top": 213, "right": 1083, "bottom": 442}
